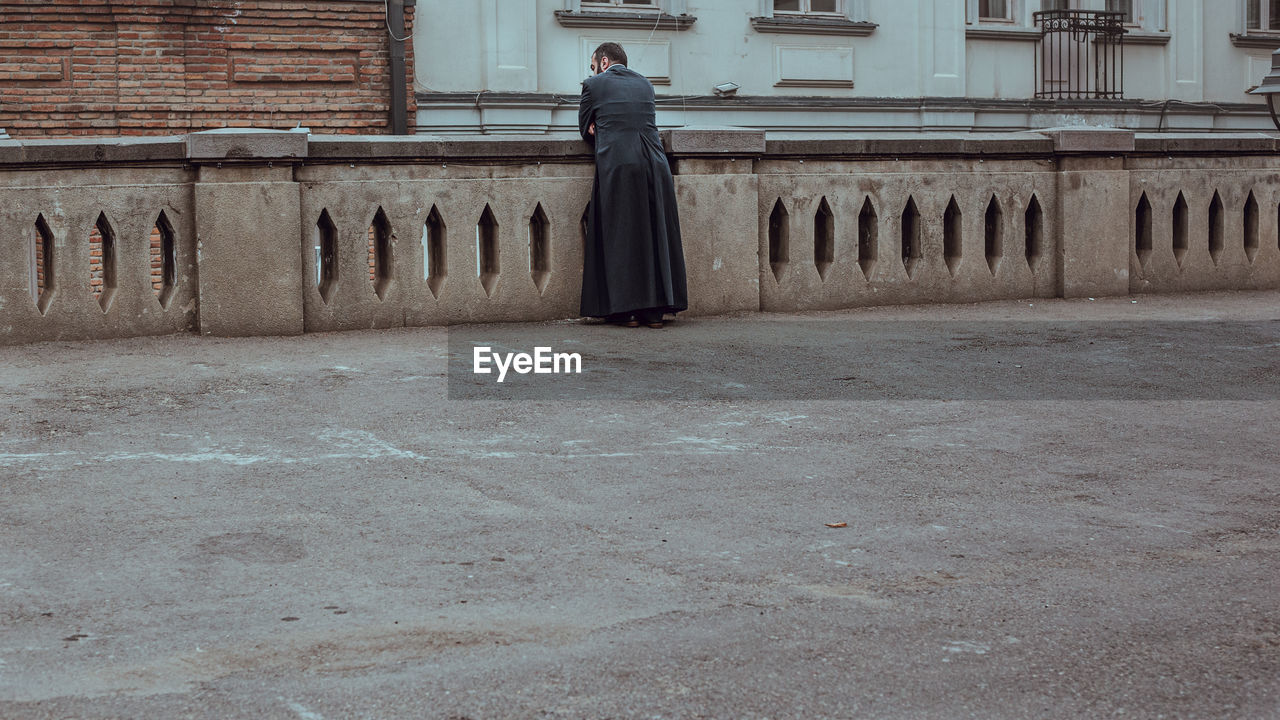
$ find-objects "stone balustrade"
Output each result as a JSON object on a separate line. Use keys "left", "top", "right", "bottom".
{"left": 1, "top": 128, "right": 1277, "bottom": 345}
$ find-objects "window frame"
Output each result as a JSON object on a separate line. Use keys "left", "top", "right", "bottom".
{"left": 773, "top": 0, "right": 846, "bottom": 16}
{"left": 568, "top": 0, "right": 675, "bottom": 13}
{"left": 1105, "top": 0, "right": 1140, "bottom": 27}
{"left": 557, "top": 0, "right": 696, "bottom": 30}
{"left": 966, "top": 0, "right": 1030, "bottom": 26}
{"left": 757, "top": 0, "right": 869, "bottom": 22}
{"left": 1122, "top": 0, "right": 1168, "bottom": 33}
{"left": 1052, "top": 0, "right": 1168, "bottom": 33}
{"left": 978, "top": 0, "right": 1016, "bottom": 23}
{"left": 1246, "top": 0, "right": 1280, "bottom": 33}
{"left": 966, "top": 0, "right": 1166, "bottom": 41}
{"left": 581, "top": 0, "right": 661, "bottom": 9}
{"left": 751, "top": 0, "right": 874, "bottom": 35}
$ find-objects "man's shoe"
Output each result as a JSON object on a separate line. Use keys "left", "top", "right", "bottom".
{"left": 637, "top": 309, "right": 664, "bottom": 328}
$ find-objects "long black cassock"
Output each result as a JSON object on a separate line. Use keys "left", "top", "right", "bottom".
{"left": 578, "top": 64, "right": 688, "bottom": 319}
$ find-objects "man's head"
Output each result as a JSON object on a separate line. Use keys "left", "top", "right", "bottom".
{"left": 590, "top": 42, "right": 628, "bottom": 75}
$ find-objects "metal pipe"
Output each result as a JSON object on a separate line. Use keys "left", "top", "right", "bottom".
{"left": 388, "top": 0, "right": 409, "bottom": 135}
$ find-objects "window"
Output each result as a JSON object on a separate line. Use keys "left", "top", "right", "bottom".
{"left": 1106, "top": 0, "right": 1134, "bottom": 23}
{"left": 752, "top": 0, "right": 874, "bottom": 34}
{"left": 1247, "top": 0, "right": 1280, "bottom": 31}
{"left": 1033, "top": 0, "right": 1164, "bottom": 33}
{"left": 968, "top": 0, "right": 1028, "bottom": 26}
{"left": 1107, "top": 0, "right": 1167, "bottom": 31}
{"left": 774, "top": 0, "right": 843, "bottom": 14}
{"left": 557, "top": 0, "right": 696, "bottom": 30}
{"left": 980, "top": 0, "right": 1013, "bottom": 20}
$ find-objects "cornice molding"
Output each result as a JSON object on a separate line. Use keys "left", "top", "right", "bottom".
{"left": 965, "top": 26, "right": 1041, "bottom": 42}
{"left": 1230, "top": 32, "right": 1280, "bottom": 49}
{"left": 749, "top": 15, "right": 877, "bottom": 36}
{"left": 553, "top": 10, "right": 695, "bottom": 31}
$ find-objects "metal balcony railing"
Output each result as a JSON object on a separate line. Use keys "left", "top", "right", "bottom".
{"left": 1034, "top": 9, "right": 1127, "bottom": 100}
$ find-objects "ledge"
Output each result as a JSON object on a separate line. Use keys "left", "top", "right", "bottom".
{"left": 415, "top": 91, "right": 1269, "bottom": 112}
{"left": 1037, "top": 127, "right": 1135, "bottom": 153}
{"left": 187, "top": 129, "right": 308, "bottom": 160}
{"left": 1133, "top": 132, "right": 1280, "bottom": 154}
{"left": 306, "top": 135, "right": 592, "bottom": 162}
{"left": 774, "top": 79, "right": 855, "bottom": 88}
{"left": 965, "top": 26, "right": 1042, "bottom": 42}
{"left": 661, "top": 126, "right": 766, "bottom": 155}
{"left": 749, "top": 15, "right": 877, "bottom": 36}
{"left": 965, "top": 26, "right": 1167, "bottom": 45}
{"left": 0, "top": 135, "right": 189, "bottom": 165}
{"left": 553, "top": 10, "right": 695, "bottom": 31}
{"left": 4, "top": 130, "right": 1280, "bottom": 170}
{"left": 1230, "top": 32, "right": 1280, "bottom": 49}
{"left": 764, "top": 134, "right": 1056, "bottom": 158}
{"left": 1120, "top": 31, "right": 1171, "bottom": 46}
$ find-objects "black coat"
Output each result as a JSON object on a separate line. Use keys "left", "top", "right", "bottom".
{"left": 578, "top": 64, "right": 688, "bottom": 318}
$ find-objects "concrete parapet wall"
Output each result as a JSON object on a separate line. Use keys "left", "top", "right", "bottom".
{"left": 0, "top": 166, "right": 199, "bottom": 344}
{"left": 298, "top": 175, "right": 593, "bottom": 331}
{"left": 1128, "top": 157, "right": 1280, "bottom": 295}
{"left": 757, "top": 159, "right": 1060, "bottom": 312}
{"left": 0, "top": 129, "right": 1277, "bottom": 345}
{"left": 195, "top": 165, "right": 304, "bottom": 338}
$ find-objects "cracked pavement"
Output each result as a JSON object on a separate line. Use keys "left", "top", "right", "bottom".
{"left": 1, "top": 291, "right": 1278, "bottom": 719}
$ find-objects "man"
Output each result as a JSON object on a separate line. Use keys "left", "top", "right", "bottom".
{"left": 578, "top": 42, "right": 688, "bottom": 329}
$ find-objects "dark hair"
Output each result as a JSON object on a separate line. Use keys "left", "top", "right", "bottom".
{"left": 592, "top": 42, "right": 628, "bottom": 68}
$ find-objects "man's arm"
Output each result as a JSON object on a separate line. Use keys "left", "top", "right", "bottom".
{"left": 578, "top": 81, "right": 595, "bottom": 146}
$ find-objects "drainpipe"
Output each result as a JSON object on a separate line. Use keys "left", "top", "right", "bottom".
{"left": 388, "top": 0, "right": 409, "bottom": 135}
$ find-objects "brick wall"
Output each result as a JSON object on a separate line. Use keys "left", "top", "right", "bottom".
{"left": 0, "top": 0, "right": 416, "bottom": 137}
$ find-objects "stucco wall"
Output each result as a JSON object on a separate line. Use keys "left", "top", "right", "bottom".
{"left": 412, "top": 0, "right": 1279, "bottom": 134}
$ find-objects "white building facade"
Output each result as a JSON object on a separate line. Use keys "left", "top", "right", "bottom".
{"left": 412, "top": 0, "right": 1280, "bottom": 134}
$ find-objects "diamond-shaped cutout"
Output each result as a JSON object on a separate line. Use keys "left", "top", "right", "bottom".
{"left": 901, "top": 196, "right": 921, "bottom": 279}
{"left": 477, "top": 204, "right": 500, "bottom": 298}
{"left": 1135, "top": 193, "right": 1152, "bottom": 270}
{"left": 768, "top": 199, "right": 789, "bottom": 284}
{"left": 1244, "top": 190, "right": 1259, "bottom": 264}
{"left": 368, "top": 206, "right": 394, "bottom": 301}
{"left": 858, "top": 196, "right": 878, "bottom": 280}
{"left": 150, "top": 211, "right": 177, "bottom": 309}
{"left": 944, "top": 196, "right": 962, "bottom": 277}
{"left": 1208, "top": 191, "right": 1224, "bottom": 266}
{"left": 423, "top": 205, "right": 446, "bottom": 299}
{"left": 31, "top": 214, "right": 55, "bottom": 315}
{"left": 529, "top": 203, "right": 551, "bottom": 296}
{"left": 984, "top": 195, "right": 1003, "bottom": 276}
{"left": 814, "top": 197, "right": 834, "bottom": 282}
{"left": 315, "top": 209, "right": 338, "bottom": 304}
{"left": 89, "top": 212, "right": 118, "bottom": 313}
{"left": 1025, "top": 194, "right": 1044, "bottom": 272}
{"left": 1172, "top": 192, "right": 1189, "bottom": 268}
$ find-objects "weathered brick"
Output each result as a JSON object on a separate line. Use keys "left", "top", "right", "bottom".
{"left": 0, "top": 0, "right": 415, "bottom": 137}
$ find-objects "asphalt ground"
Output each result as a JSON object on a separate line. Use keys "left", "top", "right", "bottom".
{"left": 1, "top": 290, "right": 1278, "bottom": 719}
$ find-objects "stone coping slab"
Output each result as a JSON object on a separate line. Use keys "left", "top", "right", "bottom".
{"left": 0, "top": 130, "right": 1276, "bottom": 168}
